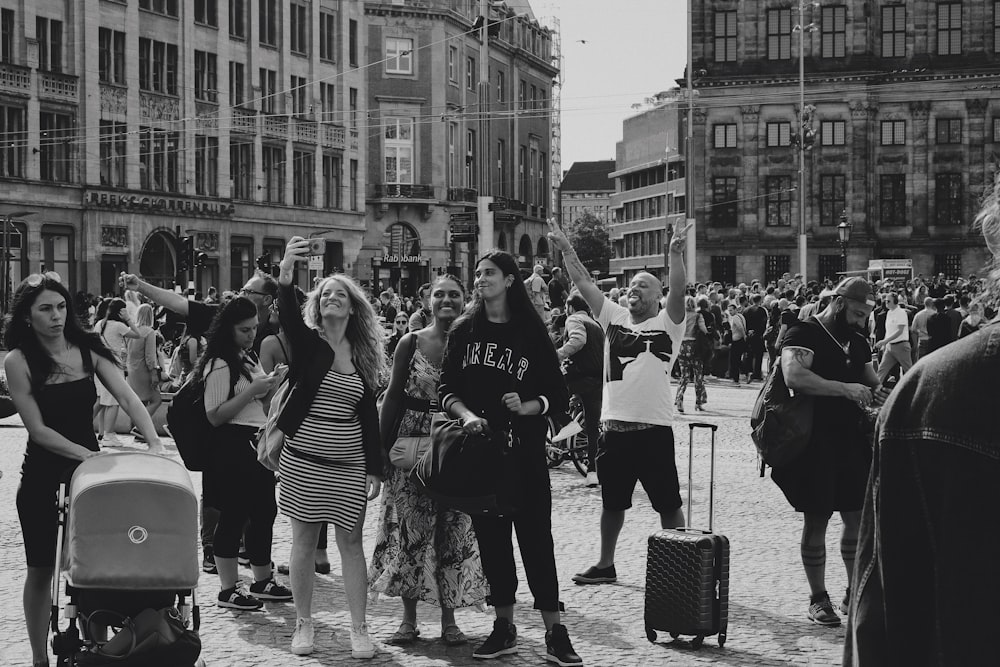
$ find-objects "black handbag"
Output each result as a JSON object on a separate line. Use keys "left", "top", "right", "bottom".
{"left": 76, "top": 607, "right": 201, "bottom": 666}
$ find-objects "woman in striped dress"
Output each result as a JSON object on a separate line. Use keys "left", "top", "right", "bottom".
{"left": 276, "top": 238, "right": 387, "bottom": 659}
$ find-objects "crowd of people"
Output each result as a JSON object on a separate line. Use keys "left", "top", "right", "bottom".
{"left": 8, "top": 191, "right": 1000, "bottom": 665}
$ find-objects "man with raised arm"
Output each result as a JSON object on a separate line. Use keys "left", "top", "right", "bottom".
{"left": 547, "top": 220, "right": 690, "bottom": 585}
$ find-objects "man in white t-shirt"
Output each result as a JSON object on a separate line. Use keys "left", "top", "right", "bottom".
{"left": 525, "top": 264, "right": 547, "bottom": 321}
{"left": 875, "top": 292, "right": 912, "bottom": 383}
{"left": 547, "top": 219, "right": 690, "bottom": 585}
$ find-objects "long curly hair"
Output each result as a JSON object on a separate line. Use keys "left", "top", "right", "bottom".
{"left": 451, "top": 249, "right": 549, "bottom": 343}
{"left": 2, "top": 277, "right": 116, "bottom": 390}
{"left": 190, "top": 297, "right": 257, "bottom": 385}
{"left": 303, "top": 274, "right": 387, "bottom": 389}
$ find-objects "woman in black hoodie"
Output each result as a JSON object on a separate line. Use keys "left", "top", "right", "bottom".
{"left": 438, "top": 250, "right": 582, "bottom": 666}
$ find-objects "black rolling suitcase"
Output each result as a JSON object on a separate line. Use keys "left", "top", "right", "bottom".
{"left": 644, "top": 422, "right": 729, "bottom": 648}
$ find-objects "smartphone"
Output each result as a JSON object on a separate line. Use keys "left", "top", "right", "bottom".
{"left": 307, "top": 238, "right": 327, "bottom": 256}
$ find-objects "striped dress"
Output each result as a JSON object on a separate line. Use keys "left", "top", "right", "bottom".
{"left": 278, "top": 369, "right": 367, "bottom": 531}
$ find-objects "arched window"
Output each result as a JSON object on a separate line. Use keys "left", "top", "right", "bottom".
{"left": 536, "top": 236, "right": 549, "bottom": 259}
{"left": 384, "top": 222, "right": 420, "bottom": 256}
{"left": 139, "top": 230, "right": 177, "bottom": 288}
{"left": 518, "top": 234, "right": 533, "bottom": 261}
{"left": 497, "top": 231, "right": 507, "bottom": 251}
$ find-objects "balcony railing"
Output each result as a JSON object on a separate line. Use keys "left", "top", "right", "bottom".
{"left": 0, "top": 63, "right": 31, "bottom": 95}
{"left": 321, "top": 122, "right": 346, "bottom": 150}
{"left": 262, "top": 114, "right": 288, "bottom": 139}
{"left": 292, "top": 116, "right": 318, "bottom": 144}
{"left": 39, "top": 71, "right": 78, "bottom": 102}
{"left": 232, "top": 106, "right": 257, "bottom": 134}
{"left": 447, "top": 187, "right": 478, "bottom": 203}
{"left": 372, "top": 183, "right": 436, "bottom": 200}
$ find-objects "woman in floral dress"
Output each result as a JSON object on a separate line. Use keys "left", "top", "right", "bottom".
{"left": 369, "top": 274, "right": 488, "bottom": 646}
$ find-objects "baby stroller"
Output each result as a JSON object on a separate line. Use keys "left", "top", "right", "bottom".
{"left": 50, "top": 451, "right": 202, "bottom": 666}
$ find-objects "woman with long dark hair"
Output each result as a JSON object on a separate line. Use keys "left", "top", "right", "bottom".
{"left": 191, "top": 296, "right": 291, "bottom": 612}
{"left": 4, "top": 273, "right": 164, "bottom": 667}
{"left": 369, "top": 274, "right": 488, "bottom": 647}
{"left": 438, "top": 250, "right": 583, "bottom": 666}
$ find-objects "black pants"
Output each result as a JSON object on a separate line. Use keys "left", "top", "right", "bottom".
{"left": 471, "top": 437, "right": 560, "bottom": 611}
{"left": 747, "top": 336, "right": 765, "bottom": 379}
{"left": 568, "top": 376, "right": 603, "bottom": 472}
{"left": 729, "top": 338, "right": 747, "bottom": 381}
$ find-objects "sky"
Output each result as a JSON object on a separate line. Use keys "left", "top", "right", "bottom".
{"left": 539, "top": 0, "right": 689, "bottom": 172}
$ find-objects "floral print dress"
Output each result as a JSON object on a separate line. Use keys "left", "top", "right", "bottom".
{"left": 368, "top": 347, "right": 489, "bottom": 608}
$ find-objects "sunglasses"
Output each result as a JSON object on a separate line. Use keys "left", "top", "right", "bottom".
{"left": 239, "top": 287, "right": 270, "bottom": 298}
{"left": 25, "top": 271, "right": 62, "bottom": 287}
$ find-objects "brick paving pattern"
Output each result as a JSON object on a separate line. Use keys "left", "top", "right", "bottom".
{"left": 0, "top": 380, "right": 849, "bottom": 666}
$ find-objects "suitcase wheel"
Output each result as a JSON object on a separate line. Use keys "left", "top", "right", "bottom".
{"left": 691, "top": 635, "right": 704, "bottom": 649}
{"left": 645, "top": 627, "right": 656, "bottom": 642}
{"left": 718, "top": 633, "right": 726, "bottom": 648}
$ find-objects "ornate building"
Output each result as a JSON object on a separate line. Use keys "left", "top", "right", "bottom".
{"left": 690, "top": 0, "right": 999, "bottom": 284}
{"left": 0, "top": 0, "right": 365, "bottom": 298}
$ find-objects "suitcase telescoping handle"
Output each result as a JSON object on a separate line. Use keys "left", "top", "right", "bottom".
{"left": 687, "top": 422, "right": 718, "bottom": 532}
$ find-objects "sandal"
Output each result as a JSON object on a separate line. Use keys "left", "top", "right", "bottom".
{"left": 387, "top": 621, "right": 420, "bottom": 645}
{"left": 440, "top": 624, "right": 468, "bottom": 646}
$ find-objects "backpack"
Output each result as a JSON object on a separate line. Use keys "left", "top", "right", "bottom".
{"left": 166, "top": 368, "right": 237, "bottom": 472}
{"left": 749, "top": 361, "right": 814, "bottom": 476}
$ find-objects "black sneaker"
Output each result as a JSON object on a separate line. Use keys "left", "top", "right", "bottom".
{"left": 807, "top": 591, "right": 841, "bottom": 626}
{"left": 473, "top": 617, "right": 517, "bottom": 659}
{"left": 248, "top": 577, "right": 293, "bottom": 601}
{"left": 202, "top": 547, "right": 217, "bottom": 574}
{"left": 217, "top": 584, "right": 263, "bottom": 611}
{"left": 545, "top": 624, "right": 583, "bottom": 666}
{"left": 572, "top": 564, "right": 617, "bottom": 585}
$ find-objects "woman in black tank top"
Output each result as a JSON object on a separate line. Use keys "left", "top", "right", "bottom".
{"left": 3, "top": 273, "right": 165, "bottom": 667}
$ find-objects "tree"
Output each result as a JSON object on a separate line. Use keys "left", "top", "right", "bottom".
{"left": 565, "top": 212, "right": 610, "bottom": 276}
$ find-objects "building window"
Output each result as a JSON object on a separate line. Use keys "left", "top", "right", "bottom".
{"left": 711, "top": 256, "right": 737, "bottom": 284}
{"left": 194, "top": 51, "right": 218, "bottom": 102}
{"left": 322, "top": 153, "right": 341, "bottom": 208}
{"left": 765, "top": 176, "right": 792, "bottom": 226}
{"left": 519, "top": 80, "right": 527, "bottom": 110}
{"left": 99, "top": 29, "right": 126, "bottom": 84}
{"left": 1, "top": 9, "right": 14, "bottom": 64}
{"left": 529, "top": 84, "right": 536, "bottom": 110}
{"left": 262, "top": 144, "right": 285, "bottom": 203}
{"left": 39, "top": 112, "right": 73, "bottom": 183}
{"left": 349, "top": 87, "right": 357, "bottom": 127}
{"left": 713, "top": 124, "right": 737, "bottom": 148}
{"left": 386, "top": 37, "right": 413, "bottom": 74}
{"left": 350, "top": 158, "right": 358, "bottom": 210}
{"left": 711, "top": 176, "right": 738, "bottom": 227}
{"left": 259, "top": 0, "right": 277, "bottom": 47}
{"left": 497, "top": 70, "right": 505, "bottom": 103}
{"left": 447, "top": 121, "right": 457, "bottom": 189}
{"left": 714, "top": 11, "right": 737, "bottom": 63}
{"left": 229, "top": 61, "right": 245, "bottom": 106}
{"left": 448, "top": 46, "right": 458, "bottom": 82}
{"left": 519, "top": 144, "right": 527, "bottom": 200}
{"left": 765, "top": 255, "right": 790, "bottom": 284}
{"left": 139, "top": 0, "right": 179, "bottom": 17}
{"left": 767, "top": 8, "right": 791, "bottom": 60}
{"left": 880, "top": 120, "right": 905, "bottom": 145}
{"left": 230, "top": 141, "right": 253, "bottom": 200}
{"left": 466, "top": 56, "right": 476, "bottom": 90}
{"left": 994, "top": 117, "right": 1000, "bottom": 142}
{"left": 194, "top": 136, "right": 218, "bottom": 196}
{"left": 466, "top": 129, "right": 477, "bottom": 188}
{"left": 349, "top": 19, "right": 358, "bottom": 66}
{"left": 195, "top": 0, "right": 217, "bottom": 26}
{"left": 0, "top": 104, "right": 25, "bottom": 178}
{"left": 290, "top": 1, "right": 308, "bottom": 54}
{"left": 818, "top": 255, "right": 841, "bottom": 282}
{"left": 290, "top": 75, "right": 307, "bottom": 116}
{"left": 937, "top": 2, "right": 961, "bottom": 55}
{"left": 230, "top": 236, "right": 253, "bottom": 294}
{"left": 138, "top": 128, "right": 179, "bottom": 192}
{"left": 996, "top": 2, "right": 1000, "bottom": 53}
{"left": 139, "top": 39, "right": 178, "bottom": 95}
{"left": 259, "top": 68, "right": 277, "bottom": 113}
{"left": 384, "top": 117, "right": 413, "bottom": 184}
{"left": 319, "top": 11, "right": 336, "bottom": 61}
{"left": 935, "top": 118, "right": 962, "bottom": 144}
{"left": 935, "top": 173, "right": 962, "bottom": 225}
{"left": 766, "top": 122, "right": 791, "bottom": 147}
{"left": 821, "top": 5, "right": 846, "bottom": 58}
{"left": 882, "top": 4, "right": 905, "bottom": 58}
{"left": 820, "top": 120, "right": 846, "bottom": 146}
{"left": 818, "top": 174, "right": 846, "bottom": 226}
{"left": 230, "top": 0, "right": 246, "bottom": 39}
{"left": 36, "top": 17, "right": 63, "bottom": 73}
{"left": 99, "top": 121, "right": 126, "bottom": 187}
{"left": 293, "top": 150, "right": 314, "bottom": 206}
{"left": 880, "top": 174, "right": 906, "bottom": 227}
{"left": 320, "top": 82, "right": 335, "bottom": 122}
{"left": 933, "top": 253, "right": 962, "bottom": 279}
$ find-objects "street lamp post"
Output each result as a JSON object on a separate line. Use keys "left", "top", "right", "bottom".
{"left": 837, "top": 209, "right": 852, "bottom": 275}
{"left": 793, "top": 1, "right": 818, "bottom": 280}
{"left": 2, "top": 210, "right": 35, "bottom": 314}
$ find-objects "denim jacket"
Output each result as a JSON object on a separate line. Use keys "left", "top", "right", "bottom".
{"left": 846, "top": 320, "right": 1000, "bottom": 666}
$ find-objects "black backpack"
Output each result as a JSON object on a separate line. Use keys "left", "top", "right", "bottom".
{"left": 167, "top": 370, "right": 237, "bottom": 472}
{"left": 749, "top": 361, "right": 814, "bottom": 476}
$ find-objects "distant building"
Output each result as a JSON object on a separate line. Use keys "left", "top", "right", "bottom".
{"left": 560, "top": 160, "right": 614, "bottom": 226}
{"left": 607, "top": 101, "right": 686, "bottom": 286}
{"left": 690, "top": 0, "right": 997, "bottom": 284}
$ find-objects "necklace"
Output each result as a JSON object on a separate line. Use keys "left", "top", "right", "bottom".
{"left": 814, "top": 316, "right": 850, "bottom": 357}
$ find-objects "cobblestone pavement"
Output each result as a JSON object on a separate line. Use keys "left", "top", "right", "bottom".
{"left": 0, "top": 379, "right": 850, "bottom": 666}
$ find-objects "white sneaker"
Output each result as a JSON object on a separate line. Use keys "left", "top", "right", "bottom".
{"left": 551, "top": 419, "right": 583, "bottom": 443}
{"left": 585, "top": 471, "right": 599, "bottom": 487}
{"left": 350, "top": 622, "right": 376, "bottom": 659}
{"left": 291, "top": 618, "right": 314, "bottom": 655}
{"left": 102, "top": 433, "right": 126, "bottom": 447}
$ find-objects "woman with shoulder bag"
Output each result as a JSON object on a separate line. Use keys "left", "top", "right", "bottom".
{"left": 438, "top": 250, "right": 583, "bottom": 666}
{"left": 674, "top": 295, "right": 709, "bottom": 412}
{"left": 276, "top": 238, "right": 385, "bottom": 659}
{"left": 369, "top": 274, "right": 488, "bottom": 647}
